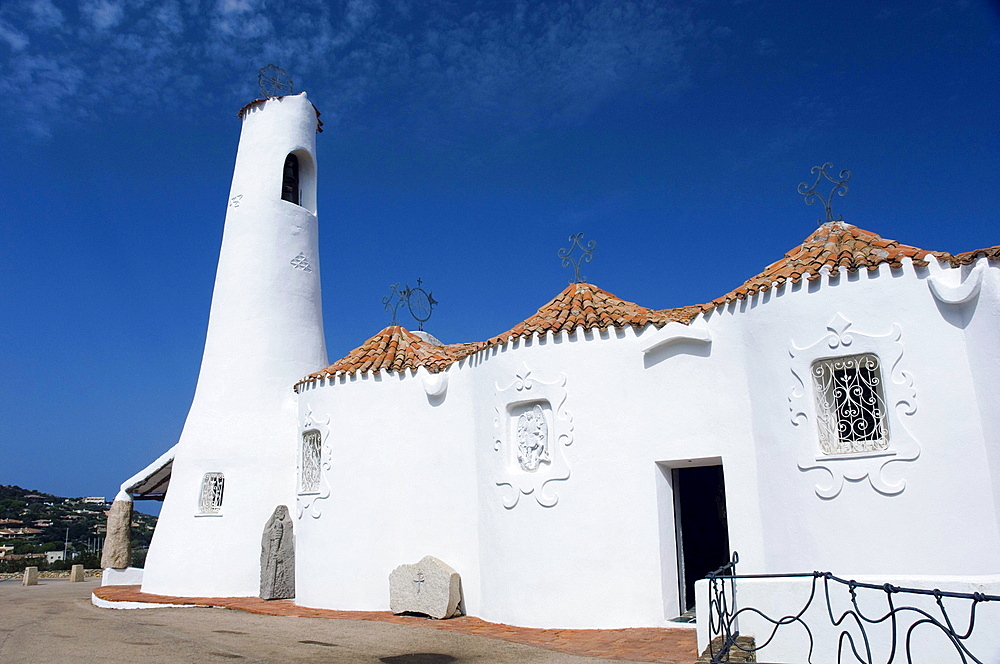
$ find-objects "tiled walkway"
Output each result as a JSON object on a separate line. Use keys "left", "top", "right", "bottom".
{"left": 93, "top": 585, "right": 699, "bottom": 663}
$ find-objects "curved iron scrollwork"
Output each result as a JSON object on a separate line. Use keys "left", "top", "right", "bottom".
{"left": 383, "top": 278, "right": 438, "bottom": 331}
{"left": 705, "top": 551, "right": 1000, "bottom": 663}
{"left": 558, "top": 233, "right": 597, "bottom": 284}
{"left": 798, "top": 163, "right": 851, "bottom": 225}
{"left": 258, "top": 64, "right": 294, "bottom": 98}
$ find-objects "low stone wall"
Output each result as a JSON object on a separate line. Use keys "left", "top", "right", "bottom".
{"left": 0, "top": 569, "right": 102, "bottom": 580}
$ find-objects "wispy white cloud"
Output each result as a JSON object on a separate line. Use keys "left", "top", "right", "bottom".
{"left": 0, "top": 19, "right": 30, "bottom": 51}
{"left": 27, "top": 0, "right": 65, "bottom": 30}
{"left": 80, "top": 0, "right": 126, "bottom": 31}
{"left": 0, "top": 0, "right": 721, "bottom": 141}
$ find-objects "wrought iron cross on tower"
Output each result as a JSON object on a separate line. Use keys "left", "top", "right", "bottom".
{"left": 258, "top": 64, "right": 294, "bottom": 98}
{"left": 798, "top": 162, "right": 851, "bottom": 225}
{"left": 558, "top": 233, "right": 597, "bottom": 284}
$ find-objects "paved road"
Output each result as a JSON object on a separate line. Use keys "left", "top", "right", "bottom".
{"left": 0, "top": 579, "right": 629, "bottom": 664}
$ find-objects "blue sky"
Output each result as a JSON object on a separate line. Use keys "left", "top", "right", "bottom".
{"left": 1, "top": 0, "right": 998, "bottom": 510}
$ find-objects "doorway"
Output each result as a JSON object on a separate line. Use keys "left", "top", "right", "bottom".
{"left": 673, "top": 464, "right": 730, "bottom": 614}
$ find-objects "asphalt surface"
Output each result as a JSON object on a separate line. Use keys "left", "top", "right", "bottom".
{"left": 0, "top": 578, "right": 629, "bottom": 664}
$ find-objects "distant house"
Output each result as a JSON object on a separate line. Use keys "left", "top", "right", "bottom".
{"left": 0, "top": 527, "right": 41, "bottom": 536}
{"left": 46, "top": 551, "right": 65, "bottom": 563}
{"left": 0, "top": 545, "right": 13, "bottom": 558}
{"left": 80, "top": 497, "right": 106, "bottom": 505}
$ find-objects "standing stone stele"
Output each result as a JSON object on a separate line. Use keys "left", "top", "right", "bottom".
{"left": 70, "top": 564, "right": 85, "bottom": 582}
{"left": 389, "top": 556, "right": 463, "bottom": 619}
{"left": 101, "top": 499, "right": 133, "bottom": 569}
{"left": 22, "top": 567, "right": 39, "bottom": 586}
{"left": 259, "top": 505, "right": 295, "bottom": 600}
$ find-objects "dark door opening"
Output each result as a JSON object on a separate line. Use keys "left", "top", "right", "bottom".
{"left": 673, "top": 464, "right": 730, "bottom": 614}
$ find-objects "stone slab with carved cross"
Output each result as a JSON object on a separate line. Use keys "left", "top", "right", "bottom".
{"left": 388, "top": 555, "right": 463, "bottom": 619}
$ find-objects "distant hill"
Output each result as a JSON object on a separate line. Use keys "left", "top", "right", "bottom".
{"left": 0, "top": 484, "right": 157, "bottom": 568}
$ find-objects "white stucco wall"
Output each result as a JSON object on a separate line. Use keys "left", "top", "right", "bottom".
{"left": 735, "top": 259, "right": 1000, "bottom": 577}
{"left": 294, "top": 364, "right": 482, "bottom": 614}
{"left": 290, "top": 257, "right": 998, "bottom": 630}
{"left": 141, "top": 93, "right": 327, "bottom": 598}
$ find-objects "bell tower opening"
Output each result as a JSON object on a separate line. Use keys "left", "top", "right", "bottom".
{"left": 281, "top": 153, "right": 300, "bottom": 205}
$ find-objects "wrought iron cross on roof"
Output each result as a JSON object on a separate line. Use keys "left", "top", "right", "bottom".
{"left": 383, "top": 278, "right": 438, "bottom": 331}
{"left": 798, "top": 162, "right": 851, "bottom": 225}
{"left": 558, "top": 233, "right": 597, "bottom": 284}
{"left": 258, "top": 64, "right": 294, "bottom": 98}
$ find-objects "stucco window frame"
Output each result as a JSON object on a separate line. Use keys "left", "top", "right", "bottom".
{"left": 196, "top": 472, "right": 225, "bottom": 517}
{"left": 299, "top": 428, "right": 323, "bottom": 495}
{"left": 789, "top": 313, "right": 920, "bottom": 498}
{"left": 296, "top": 409, "right": 332, "bottom": 519}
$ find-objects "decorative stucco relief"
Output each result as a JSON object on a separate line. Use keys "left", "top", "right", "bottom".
{"left": 290, "top": 252, "right": 313, "bottom": 272}
{"left": 927, "top": 259, "right": 985, "bottom": 305}
{"left": 423, "top": 372, "right": 448, "bottom": 397}
{"left": 296, "top": 408, "right": 332, "bottom": 519}
{"left": 789, "top": 313, "right": 920, "bottom": 499}
{"left": 492, "top": 363, "right": 574, "bottom": 508}
{"left": 639, "top": 320, "right": 711, "bottom": 355}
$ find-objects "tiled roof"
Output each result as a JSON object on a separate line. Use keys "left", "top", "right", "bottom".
{"left": 295, "top": 326, "right": 483, "bottom": 389}
{"left": 954, "top": 245, "right": 1000, "bottom": 265}
{"left": 487, "top": 282, "right": 700, "bottom": 346}
{"left": 300, "top": 222, "right": 998, "bottom": 383}
{"left": 703, "top": 221, "right": 955, "bottom": 310}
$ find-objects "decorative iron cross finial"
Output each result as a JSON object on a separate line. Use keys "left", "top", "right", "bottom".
{"left": 383, "top": 278, "right": 439, "bottom": 331}
{"left": 258, "top": 65, "right": 293, "bottom": 98}
{"left": 558, "top": 233, "right": 597, "bottom": 284}
{"left": 383, "top": 283, "right": 405, "bottom": 326}
{"left": 798, "top": 162, "right": 851, "bottom": 225}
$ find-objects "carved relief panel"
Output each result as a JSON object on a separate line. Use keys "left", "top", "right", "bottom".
{"left": 492, "top": 363, "right": 574, "bottom": 508}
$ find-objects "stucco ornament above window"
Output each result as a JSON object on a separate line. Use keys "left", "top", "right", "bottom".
{"left": 493, "top": 363, "right": 574, "bottom": 508}
{"left": 927, "top": 258, "right": 986, "bottom": 306}
{"left": 789, "top": 313, "right": 920, "bottom": 499}
{"left": 296, "top": 409, "right": 332, "bottom": 519}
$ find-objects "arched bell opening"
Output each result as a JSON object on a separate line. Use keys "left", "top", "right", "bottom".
{"left": 279, "top": 149, "right": 317, "bottom": 214}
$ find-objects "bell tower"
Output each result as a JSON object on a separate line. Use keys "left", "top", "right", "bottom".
{"left": 140, "top": 71, "right": 328, "bottom": 598}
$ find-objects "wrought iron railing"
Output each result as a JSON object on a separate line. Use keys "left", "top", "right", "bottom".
{"left": 704, "top": 552, "right": 1000, "bottom": 663}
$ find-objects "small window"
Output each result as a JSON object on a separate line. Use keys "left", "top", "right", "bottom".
{"left": 300, "top": 429, "right": 322, "bottom": 493}
{"left": 811, "top": 353, "right": 888, "bottom": 455}
{"left": 281, "top": 153, "right": 299, "bottom": 205}
{"left": 199, "top": 472, "right": 225, "bottom": 514}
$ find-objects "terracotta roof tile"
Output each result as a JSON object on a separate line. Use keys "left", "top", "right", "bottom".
{"left": 703, "top": 221, "right": 955, "bottom": 312}
{"left": 485, "top": 282, "right": 700, "bottom": 347}
{"left": 954, "top": 245, "right": 1000, "bottom": 265}
{"left": 294, "top": 326, "right": 484, "bottom": 389}
{"left": 297, "top": 223, "right": 997, "bottom": 385}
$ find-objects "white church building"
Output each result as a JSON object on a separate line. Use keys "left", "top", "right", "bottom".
{"left": 105, "top": 88, "right": 1000, "bottom": 652}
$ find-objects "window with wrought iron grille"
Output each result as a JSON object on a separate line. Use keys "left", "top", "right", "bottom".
{"left": 811, "top": 353, "right": 889, "bottom": 455}
{"left": 300, "top": 429, "right": 322, "bottom": 493}
{"left": 198, "top": 472, "right": 225, "bottom": 514}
